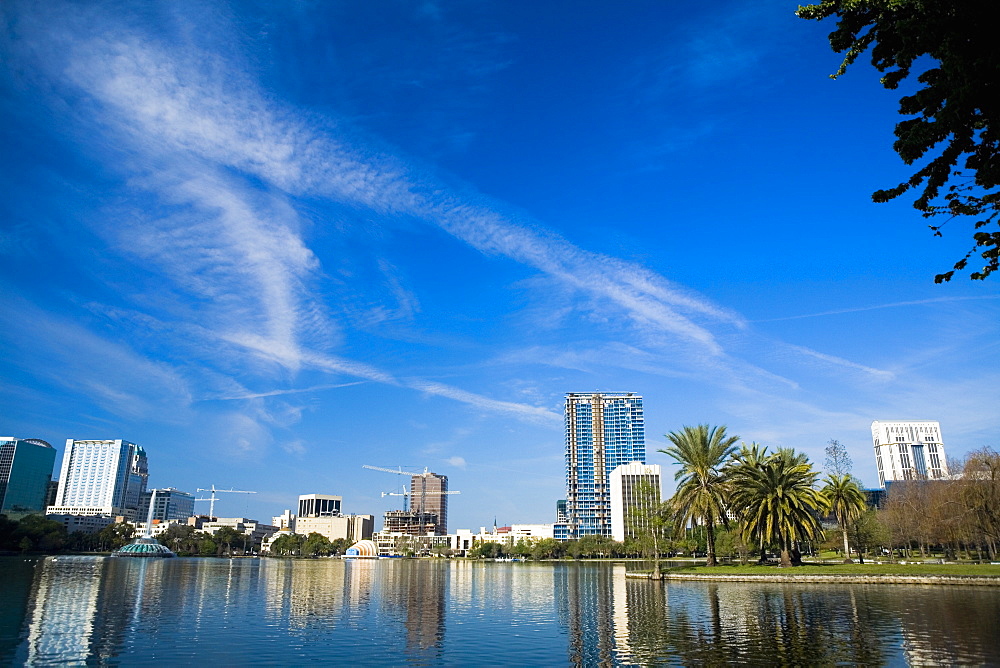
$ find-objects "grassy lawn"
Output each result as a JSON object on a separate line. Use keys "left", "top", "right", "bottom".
{"left": 656, "top": 562, "right": 1000, "bottom": 577}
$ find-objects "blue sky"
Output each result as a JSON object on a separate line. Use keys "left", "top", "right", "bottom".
{"left": 2, "top": 0, "right": 997, "bottom": 530}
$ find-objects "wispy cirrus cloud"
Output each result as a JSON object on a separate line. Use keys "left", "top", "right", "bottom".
{"left": 8, "top": 0, "right": 900, "bottom": 433}
{"left": 755, "top": 295, "right": 1000, "bottom": 322}
{"left": 53, "top": 24, "right": 743, "bottom": 357}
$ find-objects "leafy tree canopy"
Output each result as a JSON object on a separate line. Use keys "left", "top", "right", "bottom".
{"left": 798, "top": 0, "right": 1000, "bottom": 281}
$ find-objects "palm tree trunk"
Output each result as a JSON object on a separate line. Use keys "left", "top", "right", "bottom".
{"left": 842, "top": 527, "right": 853, "bottom": 563}
{"left": 780, "top": 537, "right": 792, "bottom": 567}
{"left": 705, "top": 513, "right": 717, "bottom": 567}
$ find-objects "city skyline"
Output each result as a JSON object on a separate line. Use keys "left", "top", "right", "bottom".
{"left": 2, "top": 1, "right": 998, "bottom": 530}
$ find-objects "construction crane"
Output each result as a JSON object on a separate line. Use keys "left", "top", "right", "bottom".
{"left": 195, "top": 485, "right": 256, "bottom": 519}
{"left": 363, "top": 465, "right": 456, "bottom": 516}
{"left": 381, "top": 486, "right": 460, "bottom": 512}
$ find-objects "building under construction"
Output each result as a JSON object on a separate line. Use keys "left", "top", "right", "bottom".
{"left": 382, "top": 510, "right": 439, "bottom": 536}
{"left": 365, "top": 466, "right": 452, "bottom": 536}
{"left": 412, "top": 472, "right": 448, "bottom": 535}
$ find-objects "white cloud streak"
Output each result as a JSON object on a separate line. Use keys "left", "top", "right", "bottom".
{"left": 755, "top": 295, "right": 1000, "bottom": 322}
{"left": 60, "top": 29, "right": 744, "bottom": 357}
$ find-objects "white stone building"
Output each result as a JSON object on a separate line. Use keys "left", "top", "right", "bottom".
{"left": 609, "top": 462, "right": 662, "bottom": 542}
{"left": 871, "top": 420, "right": 948, "bottom": 487}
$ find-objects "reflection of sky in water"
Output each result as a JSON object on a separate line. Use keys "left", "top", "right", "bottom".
{"left": 5, "top": 557, "right": 1000, "bottom": 666}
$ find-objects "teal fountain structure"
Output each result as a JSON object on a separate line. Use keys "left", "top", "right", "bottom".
{"left": 112, "top": 490, "right": 177, "bottom": 558}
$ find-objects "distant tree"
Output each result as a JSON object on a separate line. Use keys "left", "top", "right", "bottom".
{"left": 469, "top": 541, "right": 503, "bottom": 559}
{"left": 962, "top": 447, "right": 1000, "bottom": 559}
{"left": 848, "top": 508, "right": 890, "bottom": 563}
{"left": 824, "top": 439, "right": 853, "bottom": 477}
{"left": 161, "top": 525, "right": 209, "bottom": 556}
{"left": 302, "top": 532, "right": 333, "bottom": 557}
{"left": 269, "top": 533, "right": 304, "bottom": 556}
{"left": 627, "top": 480, "right": 673, "bottom": 577}
{"left": 821, "top": 474, "right": 867, "bottom": 562}
{"left": 530, "top": 538, "right": 565, "bottom": 560}
{"left": 96, "top": 521, "right": 134, "bottom": 551}
{"left": 214, "top": 527, "right": 244, "bottom": 556}
{"left": 199, "top": 538, "right": 218, "bottom": 556}
{"left": 330, "top": 537, "right": 352, "bottom": 556}
{"left": 660, "top": 424, "right": 740, "bottom": 567}
{"left": 7, "top": 514, "right": 67, "bottom": 553}
{"left": 798, "top": 0, "right": 1000, "bottom": 281}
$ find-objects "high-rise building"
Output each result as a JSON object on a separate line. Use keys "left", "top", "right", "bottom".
{"left": 138, "top": 488, "right": 195, "bottom": 521}
{"left": 0, "top": 437, "right": 57, "bottom": 518}
{"left": 411, "top": 472, "right": 448, "bottom": 535}
{"left": 609, "top": 463, "right": 662, "bottom": 542}
{"left": 48, "top": 439, "right": 148, "bottom": 519}
{"left": 871, "top": 420, "right": 949, "bottom": 487}
{"left": 564, "top": 392, "right": 646, "bottom": 538}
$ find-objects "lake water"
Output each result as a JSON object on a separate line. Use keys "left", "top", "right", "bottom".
{"left": 1, "top": 556, "right": 998, "bottom": 666}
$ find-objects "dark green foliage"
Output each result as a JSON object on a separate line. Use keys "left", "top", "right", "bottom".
{"left": 302, "top": 532, "right": 334, "bottom": 556}
{"left": 799, "top": 0, "right": 1000, "bottom": 280}
{"left": 0, "top": 514, "right": 68, "bottom": 552}
{"left": 96, "top": 522, "right": 135, "bottom": 551}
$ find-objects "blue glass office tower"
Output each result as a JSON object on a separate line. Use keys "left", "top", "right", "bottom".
{"left": 0, "top": 437, "right": 57, "bottom": 518}
{"left": 564, "top": 392, "right": 645, "bottom": 538}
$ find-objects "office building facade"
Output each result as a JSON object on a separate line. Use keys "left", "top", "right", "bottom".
{"left": 138, "top": 488, "right": 195, "bottom": 522}
{"left": 871, "top": 420, "right": 949, "bottom": 487}
{"left": 48, "top": 439, "right": 148, "bottom": 519}
{"left": 0, "top": 437, "right": 57, "bottom": 518}
{"left": 609, "top": 462, "right": 662, "bottom": 542}
{"left": 564, "top": 392, "right": 646, "bottom": 538}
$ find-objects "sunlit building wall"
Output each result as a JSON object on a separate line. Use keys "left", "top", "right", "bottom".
{"left": 871, "top": 420, "right": 949, "bottom": 487}
{"left": 48, "top": 440, "right": 148, "bottom": 519}
{"left": 609, "top": 463, "right": 661, "bottom": 542}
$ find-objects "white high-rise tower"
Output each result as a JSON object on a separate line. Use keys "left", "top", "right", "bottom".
{"left": 48, "top": 439, "right": 148, "bottom": 519}
{"left": 871, "top": 420, "right": 948, "bottom": 487}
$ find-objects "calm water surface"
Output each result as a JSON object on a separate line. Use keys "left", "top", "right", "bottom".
{"left": 1, "top": 556, "right": 998, "bottom": 666}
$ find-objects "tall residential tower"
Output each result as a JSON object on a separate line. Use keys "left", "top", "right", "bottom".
{"left": 564, "top": 392, "right": 646, "bottom": 538}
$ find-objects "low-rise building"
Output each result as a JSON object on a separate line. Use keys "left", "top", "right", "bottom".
{"left": 47, "top": 513, "right": 117, "bottom": 534}
{"left": 197, "top": 517, "right": 278, "bottom": 547}
{"left": 295, "top": 514, "right": 374, "bottom": 543}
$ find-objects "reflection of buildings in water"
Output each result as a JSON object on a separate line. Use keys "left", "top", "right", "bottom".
{"left": 21, "top": 556, "right": 161, "bottom": 665}
{"left": 607, "top": 575, "right": 892, "bottom": 666}
{"left": 386, "top": 561, "right": 446, "bottom": 657}
{"left": 287, "top": 561, "right": 345, "bottom": 628}
{"left": 0, "top": 559, "right": 39, "bottom": 662}
{"left": 895, "top": 587, "right": 1000, "bottom": 665}
{"left": 555, "top": 564, "right": 616, "bottom": 666}
{"left": 261, "top": 559, "right": 347, "bottom": 629}
{"left": 23, "top": 557, "right": 104, "bottom": 664}
{"left": 343, "top": 557, "right": 377, "bottom": 610}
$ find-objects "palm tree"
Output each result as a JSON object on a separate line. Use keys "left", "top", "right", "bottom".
{"left": 727, "top": 442, "right": 770, "bottom": 561}
{"left": 660, "top": 424, "right": 740, "bottom": 567}
{"left": 821, "top": 474, "right": 867, "bottom": 562}
{"left": 729, "top": 449, "right": 828, "bottom": 567}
